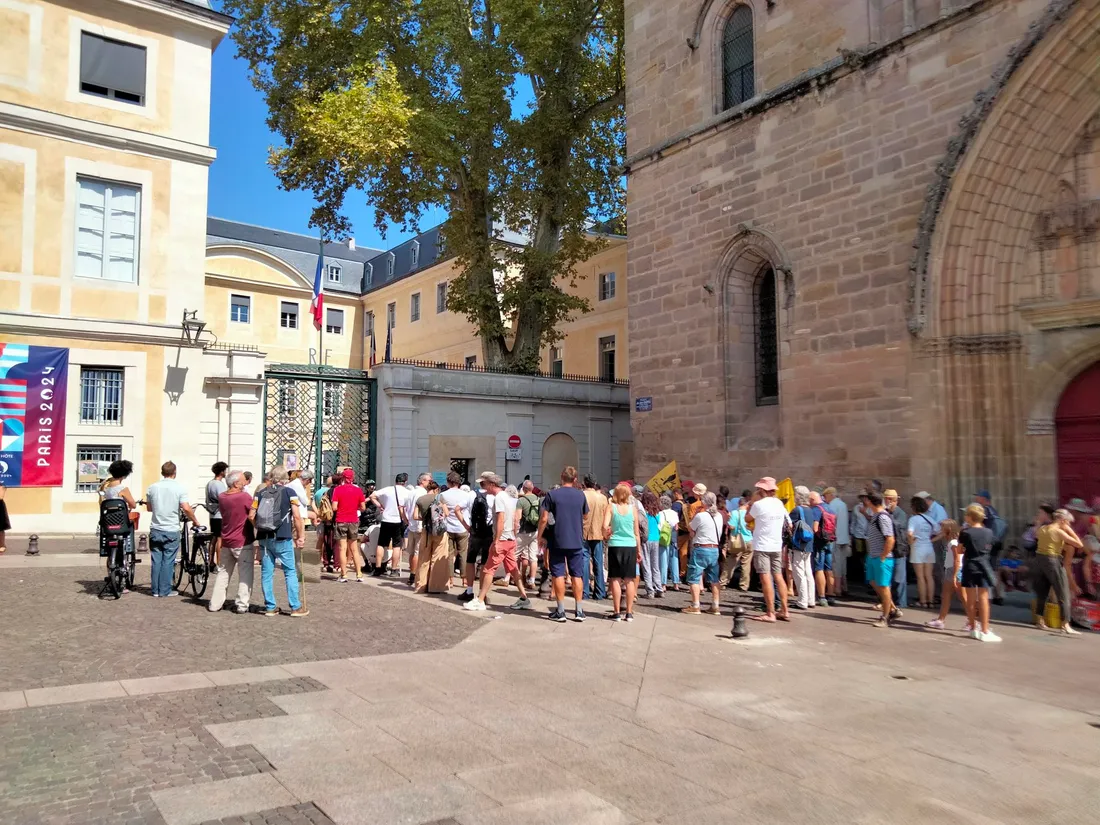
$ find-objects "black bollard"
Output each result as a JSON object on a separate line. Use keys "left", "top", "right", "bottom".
{"left": 731, "top": 605, "right": 748, "bottom": 638}
{"left": 25, "top": 534, "right": 39, "bottom": 556}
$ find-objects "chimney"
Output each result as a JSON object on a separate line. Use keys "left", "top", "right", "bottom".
{"left": 346, "top": 237, "right": 356, "bottom": 251}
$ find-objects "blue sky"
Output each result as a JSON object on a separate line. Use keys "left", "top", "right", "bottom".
{"left": 206, "top": 17, "right": 445, "bottom": 250}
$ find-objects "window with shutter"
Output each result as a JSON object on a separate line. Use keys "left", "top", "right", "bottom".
{"left": 79, "top": 33, "right": 147, "bottom": 106}
{"left": 75, "top": 177, "right": 140, "bottom": 283}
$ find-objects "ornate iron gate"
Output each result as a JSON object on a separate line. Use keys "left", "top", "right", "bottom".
{"left": 261, "top": 364, "right": 376, "bottom": 482}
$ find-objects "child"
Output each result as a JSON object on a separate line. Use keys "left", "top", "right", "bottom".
{"left": 960, "top": 505, "right": 1002, "bottom": 642}
{"left": 924, "top": 520, "right": 968, "bottom": 631}
{"left": 998, "top": 547, "right": 1028, "bottom": 592}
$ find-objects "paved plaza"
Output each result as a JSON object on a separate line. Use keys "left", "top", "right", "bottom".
{"left": 1, "top": 557, "right": 1098, "bottom": 825}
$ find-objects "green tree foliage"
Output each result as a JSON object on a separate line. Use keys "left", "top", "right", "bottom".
{"left": 226, "top": 0, "right": 625, "bottom": 371}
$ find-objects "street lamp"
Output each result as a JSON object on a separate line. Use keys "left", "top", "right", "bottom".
{"left": 181, "top": 309, "right": 207, "bottom": 344}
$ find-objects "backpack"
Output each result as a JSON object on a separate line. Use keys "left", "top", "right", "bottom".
{"left": 819, "top": 507, "right": 837, "bottom": 542}
{"left": 991, "top": 515, "right": 1008, "bottom": 543}
{"left": 658, "top": 517, "right": 673, "bottom": 547}
{"left": 790, "top": 506, "right": 814, "bottom": 549}
{"left": 520, "top": 494, "right": 540, "bottom": 531}
{"left": 470, "top": 491, "right": 492, "bottom": 537}
{"left": 429, "top": 494, "right": 448, "bottom": 536}
{"left": 316, "top": 492, "right": 334, "bottom": 523}
{"left": 255, "top": 485, "right": 288, "bottom": 533}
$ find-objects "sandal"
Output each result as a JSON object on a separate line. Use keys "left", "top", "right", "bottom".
{"left": 751, "top": 614, "right": 777, "bottom": 623}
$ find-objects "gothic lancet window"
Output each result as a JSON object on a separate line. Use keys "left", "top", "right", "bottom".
{"left": 754, "top": 266, "right": 779, "bottom": 405}
{"left": 722, "top": 6, "right": 754, "bottom": 110}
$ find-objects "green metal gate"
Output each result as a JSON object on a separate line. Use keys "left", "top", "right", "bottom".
{"left": 261, "top": 364, "right": 376, "bottom": 483}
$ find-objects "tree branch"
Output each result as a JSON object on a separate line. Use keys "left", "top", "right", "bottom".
{"left": 576, "top": 85, "right": 624, "bottom": 125}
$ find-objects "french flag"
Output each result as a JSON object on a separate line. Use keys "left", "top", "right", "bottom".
{"left": 310, "top": 249, "right": 324, "bottom": 330}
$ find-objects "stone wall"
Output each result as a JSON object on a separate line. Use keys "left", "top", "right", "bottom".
{"left": 625, "top": 0, "right": 1100, "bottom": 520}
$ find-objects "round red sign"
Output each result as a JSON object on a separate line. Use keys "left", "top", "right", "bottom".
{"left": 507, "top": 434, "right": 521, "bottom": 449}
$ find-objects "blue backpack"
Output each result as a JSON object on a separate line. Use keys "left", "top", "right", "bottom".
{"left": 790, "top": 506, "right": 814, "bottom": 549}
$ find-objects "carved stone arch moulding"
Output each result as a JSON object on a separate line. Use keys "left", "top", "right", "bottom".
{"left": 1027, "top": 336, "right": 1100, "bottom": 434}
{"left": 688, "top": 0, "right": 769, "bottom": 50}
{"left": 906, "top": 0, "right": 1082, "bottom": 336}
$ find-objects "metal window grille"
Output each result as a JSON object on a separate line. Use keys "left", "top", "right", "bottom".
{"left": 365, "top": 311, "right": 375, "bottom": 338}
{"left": 722, "top": 6, "right": 755, "bottom": 110}
{"left": 322, "top": 383, "right": 343, "bottom": 418}
{"left": 280, "top": 301, "right": 298, "bottom": 329}
{"left": 231, "top": 294, "right": 250, "bottom": 323}
{"left": 465, "top": 355, "right": 477, "bottom": 368}
{"left": 599, "top": 272, "right": 616, "bottom": 301}
{"left": 80, "top": 367, "right": 124, "bottom": 425}
{"left": 450, "top": 458, "right": 472, "bottom": 485}
{"left": 75, "top": 444, "right": 122, "bottom": 492}
{"left": 410, "top": 293, "right": 421, "bottom": 322}
{"left": 437, "top": 282, "right": 448, "bottom": 313}
{"left": 754, "top": 266, "right": 779, "bottom": 405}
{"left": 599, "top": 336, "right": 616, "bottom": 382}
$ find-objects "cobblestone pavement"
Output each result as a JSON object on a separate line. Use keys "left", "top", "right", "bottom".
{"left": 0, "top": 678, "right": 324, "bottom": 825}
{"left": 0, "top": 567, "right": 480, "bottom": 691}
{"left": 198, "top": 803, "right": 334, "bottom": 825}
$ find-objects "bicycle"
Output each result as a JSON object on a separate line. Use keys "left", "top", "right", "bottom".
{"left": 99, "top": 498, "right": 139, "bottom": 599}
{"left": 174, "top": 503, "right": 213, "bottom": 598}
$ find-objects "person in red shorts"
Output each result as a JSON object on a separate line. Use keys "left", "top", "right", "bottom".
{"left": 330, "top": 468, "right": 366, "bottom": 582}
{"left": 463, "top": 474, "right": 531, "bottom": 611}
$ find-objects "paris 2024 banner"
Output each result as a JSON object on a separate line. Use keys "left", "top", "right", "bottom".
{"left": 0, "top": 343, "right": 69, "bottom": 487}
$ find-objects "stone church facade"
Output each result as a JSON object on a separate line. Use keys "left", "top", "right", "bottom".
{"left": 625, "top": 0, "right": 1100, "bottom": 522}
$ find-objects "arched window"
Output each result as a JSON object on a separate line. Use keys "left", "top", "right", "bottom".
{"left": 722, "top": 6, "right": 754, "bottom": 110}
{"left": 754, "top": 266, "right": 778, "bottom": 406}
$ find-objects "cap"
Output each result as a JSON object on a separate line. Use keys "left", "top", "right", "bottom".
{"left": 364, "top": 478, "right": 376, "bottom": 487}
{"left": 975, "top": 489, "right": 991, "bottom": 500}
{"left": 342, "top": 468, "right": 355, "bottom": 482}
{"left": 479, "top": 470, "right": 494, "bottom": 479}
{"left": 883, "top": 489, "right": 898, "bottom": 498}
{"left": 692, "top": 483, "right": 707, "bottom": 496}
{"left": 915, "top": 490, "right": 932, "bottom": 499}
{"left": 754, "top": 477, "right": 778, "bottom": 492}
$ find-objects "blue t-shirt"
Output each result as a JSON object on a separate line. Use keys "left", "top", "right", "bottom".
{"left": 541, "top": 487, "right": 588, "bottom": 550}
{"left": 646, "top": 513, "right": 660, "bottom": 543}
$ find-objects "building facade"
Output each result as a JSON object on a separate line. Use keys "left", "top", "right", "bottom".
{"left": 0, "top": 0, "right": 244, "bottom": 533}
{"left": 626, "top": 0, "right": 1100, "bottom": 521}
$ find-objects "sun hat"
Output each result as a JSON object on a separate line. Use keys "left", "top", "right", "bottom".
{"left": 915, "top": 490, "right": 932, "bottom": 499}
{"left": 692, "top": 483, "right": 707, "bottom": 497}
{"left": 1065, "top": 498, "right": 1093, "bottom": 513}
{"left": 883, "top": 489, "right": 898, "bottom": 498}
{"left": 754, "top": 477, "right": 777, "bottom": 492}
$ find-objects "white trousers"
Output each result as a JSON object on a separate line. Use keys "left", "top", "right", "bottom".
{"left": 791, "top": 548, "right": 816, "bottom": 608}
{"left": 208, "top": 544, "right": 255, "bottom": 611}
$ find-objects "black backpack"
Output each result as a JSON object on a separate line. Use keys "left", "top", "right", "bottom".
{"left": 470, "top": 491, "right": 492, "bottom": 537}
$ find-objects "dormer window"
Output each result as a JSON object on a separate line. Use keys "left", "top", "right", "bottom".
{"left": 386, "top": 252, "right": 395, "bottom": 277}
{"left": 410, "top": 240, "right": 420, "bottom": 269}
{"left": 326, "top": 264, "right": 342, "bottom": 284}
{"left": 365, "top": 263, "right": 373, "bottom": 287}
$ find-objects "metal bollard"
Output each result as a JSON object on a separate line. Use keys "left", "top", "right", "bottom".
{"left": 137, "top": 533, "right": 148, "bottom": 554}
{"left": 731, "top": 605, "right": 748, "bottom": 639}
{"left": 25, "top": 534, "right": 39, "bottom": 556}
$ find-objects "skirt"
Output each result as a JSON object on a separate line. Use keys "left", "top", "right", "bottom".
{"left": 0, "top": 499, "right": 9, "bottom": 532}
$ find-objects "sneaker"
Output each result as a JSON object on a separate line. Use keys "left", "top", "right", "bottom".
{"left": 970, "top": 628, "right": 982, "bottom": 640}
{"left": 682, "top": 605, "right": 702, "bottom": 614}
{"left": 234, "top": 605, "right": 249, "bottom": 614}
{"left": 963, "top": 622, "right": 974, "bottom": 633}
{"left": 707, "top": 604, "right": 721, "bottom": 615}
{"left": 924, "top": 619, "right": 945, "bottom": 630}
{"left": 525, "top": 578, "right": 536, "bottom": 589}
{"left": 407, "top": 573, "right": 415, "bottom": 586}
{"left": 548, "top": 608, "right": 568, "bottom": 623}
{"left": 654, "top": 591, "right": 663, "bottom": 599}
{"left": 826, "top": 597, "right": 838, "bottom": 606}
{"left": 791, "top": 603, "right": 807, "bottom": 610}
{"left": 574, "top": 609, "right": 587, "bottom": 622}
{"left": 457, "top": 591, "right": 476, "bottom": 603}
{"left": 625, "top": 612, "right": 635, "bottom": 623}
{"left": 510, "top": 598, "right": 532, "bottom": 610}
{"left": 389, "top": 568, "right": 401, "bottom": 579}
{"left": 356, "top": 576, "right": 365, "bottom": 583}
{"left": 264, "top": 608, "right": 279, "bottom": 617}
{"left": 463, "top": 598, "right": 487, "bottom": 611}
{"left": 290, "top": 607, "right": 310, "bottom": 618}
{"left": 890, "top": 608, "right": 903, "bottom": 620}
{"left": 817, "top": 598, "right": 829, "bottom": 607}
{"left": 980, "top": 630, "right": 1002, "bottom": 643}
{"left": 609, "top": 612, "right": 622, "bottom": 622}
{"left": 873, "top": 617, "right": 889, "bottom": 628}
{"left": 337, "top": 576, "right": 348, "bottom": 584}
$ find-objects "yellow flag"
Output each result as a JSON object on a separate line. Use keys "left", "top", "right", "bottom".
{"left": 777, "top": 477, "right": 796, "bottom": 513}
{"left": 645, "top": 461, "right": 680, "bottom": 496}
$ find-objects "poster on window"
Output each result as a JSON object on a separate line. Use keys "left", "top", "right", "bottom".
{"left": 0, "top": 343, "right": 69, "bottom": 487}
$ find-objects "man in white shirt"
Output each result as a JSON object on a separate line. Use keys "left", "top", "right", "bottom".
{"left": 402, "top": 473, "right": 430, "bottom": 586}
{"left": 918, "top": 490, "right": 949, "bottom": 592}
{"left": 823, "top": 486, "right": 851, "bottom": 597}
{"left": 370, "top": 473, "right": 409, "bottom": 578}
{"left": 439, "top": 471, "right": 473, "bottom": 584}
{"left": 464, "top": 475, "right": 530, "bottom": 611}
{"left": 748, "top": 476, "right": 790, "bottom": 622}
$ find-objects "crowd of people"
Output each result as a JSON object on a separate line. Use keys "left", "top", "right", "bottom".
{"left": 89, "top": 457, "right": 1100, "bottom": 636}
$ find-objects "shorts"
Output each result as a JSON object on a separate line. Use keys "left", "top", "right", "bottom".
{"left": 753, "top": 551, "right": 783, "bottom": 576}
{"left": 812, "top": 546, "right": 833, "bottom": 573}
{"left": 607, "top": 544, "right": 637, "bottom": 580}
{"left": 549, "top": 547, "right": 586, "bottom": 579}
{"left": 911, "top": 546, "right": 936, "bottom": 565}
{"left": 962, "top": 555, "right": 996, "bottom": 588}
{"left": 209, "top": 517, "right": 222, "bottom": 539}
{"left": 944, "top": 564, "right": 962, "bottom": 583}
{"left": 484, "top": 538, "right": 518, "bottom": 576}
{"left": 869, "top": 555, "right": 894, "bottom": 588}
{"left": 334, "top": 522, "right": 358, "bottom": 540}
{"left": 687, "top": 547, "right": 720, "bottom": 585}
{"left": 516, "top": 531, "right": 538, "bottom": 564}
{"left": 378, "top": 521, "right": 405, "bottom": 549}
{"left": 444, "top": 531, "right": 469, "bottom": 561}
{"left": 467, "top": 533, "right": 492, "bottom": 566}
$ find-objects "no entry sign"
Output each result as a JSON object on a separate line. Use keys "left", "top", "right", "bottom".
{"left": 507, "top": 434, "right": 521, "bottom": 449}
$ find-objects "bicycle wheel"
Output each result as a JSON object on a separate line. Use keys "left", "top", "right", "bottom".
{"left": 107, "top": 544, "right": 125, "bottom": 599}
{"left": 173, "top": 538, "right": 186, "bottom": 590}
{"left": 191, "top": 541, "right": 209, "bottom": 598}
{"left": 125, "top": 536, "right": 136, "bottom": 590}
